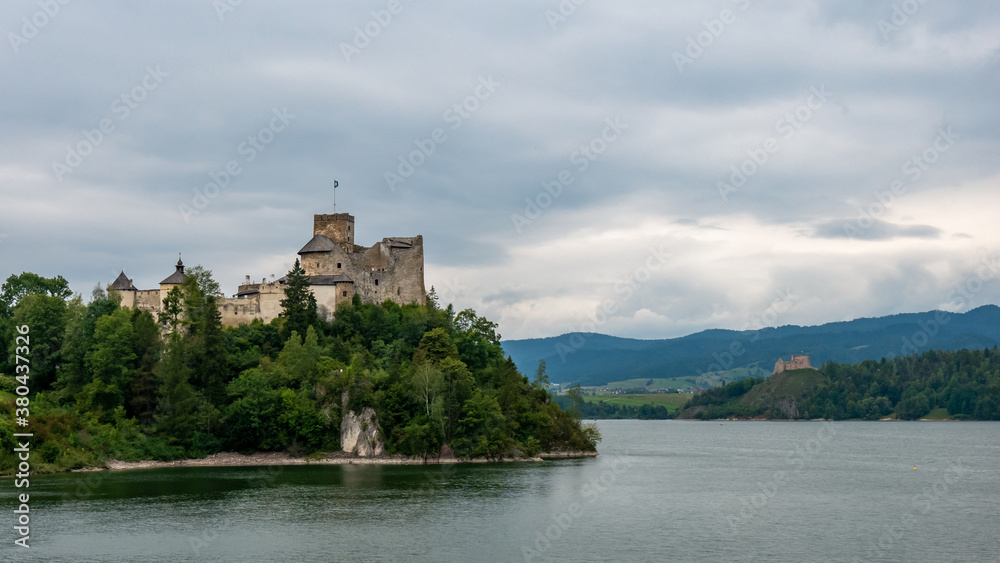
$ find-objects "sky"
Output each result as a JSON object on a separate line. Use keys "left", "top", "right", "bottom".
{"left": 1, "top": 0, "right": 999, "bottom": 341}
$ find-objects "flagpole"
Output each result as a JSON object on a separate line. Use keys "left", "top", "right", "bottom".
{"left": 334, "top": 180, "right": 338, "bottom": 213}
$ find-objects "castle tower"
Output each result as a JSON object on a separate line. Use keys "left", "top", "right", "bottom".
{"left": 313, "top": 213, "right": 354, "bottom": 247}
{"left": 159, "top": 255, "right": 186, "bottom": 307}
{"left": 109, "top": 271, "right": 138, "bottom": 308}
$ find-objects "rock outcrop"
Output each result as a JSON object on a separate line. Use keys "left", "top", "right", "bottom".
{"left": 340, "top": 407, "right": 384, "bottom": 457}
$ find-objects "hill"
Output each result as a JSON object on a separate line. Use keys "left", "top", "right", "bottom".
{"left": 0, "top": 271, "right": 598, "bottom": 475}
{"left": 501, "top": 306, "right": 1000, "bottom": 386}
{"left": 676, "top": 347, "right": 1000, "bottom": 420}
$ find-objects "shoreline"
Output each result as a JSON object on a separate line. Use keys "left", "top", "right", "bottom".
{"left": 67, "top": 449, "right": 599, "bottom": 474}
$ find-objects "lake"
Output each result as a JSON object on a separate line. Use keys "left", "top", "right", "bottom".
{"left": 3, "top": 420, "right": 999, "bottom": 562}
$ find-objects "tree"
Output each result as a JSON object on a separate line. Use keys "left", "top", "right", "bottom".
{"left": 53, "top": 290, "right": 120, "bottom": 399}
{"left": 161, "top": 286, "right": 183, "bottom": 332}
{"left": 222, "top": 365, "right": 284, "bottom": 451}
{"left": 532, "top": 360, "right": 549, "bottom": 391}
{"left": 280, "top": 259, "right": 318, "bottom": 340}
{"left": 179, "top": 267, "right": 229, "bottom": 406}
{"left": 453, "top": 390, "right": 509, "bottom": 460}
{"left": 276, "top": 326, "right": 322, "bottom": 386}
{"left": 0, "top": 272, "right": 72, "bottom": 376}
{"left": 74, "top": 310, "right": 132, "bottom": 425}
{"left": 84, "top": 307, "right": 137, "bottom": 394}
{"left": 155, "top": 335, "right": 200, "bottom": 447}
{"left": 413, "top": 327, "right": 458, "bottom": 365}
{"left": 401, "top": 414, "right": 444, "bottom": 461}
{"left": 185, "top": 265, "right": 222, "bottom": 299}
{"left": 0, "top": 272, "right": 72, "bottom": 319}
{"left": 129, "top": 309, "right": 161, "bottom": 423}
{"left": 412, "top": 363, "right": 442, "bottom": 415}
{"left": 426, "top": 286, "right": 440, "bottom": 309}
{"left": 10, "top": 293, "right": 68, "bottom": 391}
{"left": 454, "top": 308, "right": 501, "bottom": 344}
{"left": 439, "top": 357, "right": 473, "bottom": 442}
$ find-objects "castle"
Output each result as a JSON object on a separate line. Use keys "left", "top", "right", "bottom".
{"left": 773, "top": 355, "right": 814, "bottom": 375}
{"left": 110, "top": 211, "right": 426, "bottom": 327}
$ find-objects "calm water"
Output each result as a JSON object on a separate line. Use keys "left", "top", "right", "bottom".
{"left": 3, "top": 420, "right": 999, "bottom": 562}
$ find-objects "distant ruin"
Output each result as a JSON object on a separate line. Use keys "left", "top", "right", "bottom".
{"left": 773, "top": 355, "right": 815, "bottom": 375}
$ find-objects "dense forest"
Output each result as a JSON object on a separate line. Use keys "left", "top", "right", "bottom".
{"left": 682, "top": 348, "right": 1000, "bottom": 420}
{"left": 0, "top": 266, "right": 598, "bottom": 474}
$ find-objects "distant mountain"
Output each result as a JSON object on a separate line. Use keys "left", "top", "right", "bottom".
{"left": 501, "top": 305, "right": 1000, "bottom": 386}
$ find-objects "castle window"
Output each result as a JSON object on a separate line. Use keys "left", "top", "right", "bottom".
{"left": 337, "top": 262, "right": 341, "bottom": 269}
{"left": 342, "top": 291, "right": 347, "bottom": 297}
{"left": 374, "top": 279, "right": 379, "bottom": 286}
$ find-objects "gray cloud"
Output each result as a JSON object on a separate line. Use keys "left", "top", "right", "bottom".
{"left": 811, "top": 219, "right": 943, "bottom": 241}
{"left": 2, "top": 0, "right": 999, "bottom": 339}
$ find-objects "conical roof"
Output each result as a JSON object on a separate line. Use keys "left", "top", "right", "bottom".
{"left": 110, "top": 271, "right": 137, "bottom": 291}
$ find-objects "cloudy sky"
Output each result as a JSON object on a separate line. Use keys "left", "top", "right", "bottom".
{"left": 2, "top": 1, "right": 999, "bottom": 341}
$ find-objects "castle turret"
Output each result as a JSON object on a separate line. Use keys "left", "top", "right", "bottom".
{"left": 109, "top": 271, "right": 137, "bottom": 307}
{"left": 159, "top": 255, "right": 186, "bottom": 307}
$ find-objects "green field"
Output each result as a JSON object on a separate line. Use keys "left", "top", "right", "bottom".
{"left": 582, "top": 393, "right": 693, "bottom": 412}
{"left": 603, "top": 365, "right": 769, "bottom": 390}
{"left": 921, "top": 407, "right": 953, "bottom": 420}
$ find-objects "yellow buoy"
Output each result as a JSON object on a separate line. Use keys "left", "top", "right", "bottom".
{"left": 913, "top": 467, "right": 917, "bottom": 470}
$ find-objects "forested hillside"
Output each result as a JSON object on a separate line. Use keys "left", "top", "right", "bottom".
{"left": 679, "top": 348, "right": 1000, "bottom": 420}
{"left": 0, "top": 267, "right": 597, "bottom": 475}
{"left": 503, "top": 306, "right": 1000, "bottom": 386}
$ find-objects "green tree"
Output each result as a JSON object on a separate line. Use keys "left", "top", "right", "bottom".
{"left": 412, "top": 363, "right": 443, "bottom": 415}
{"left": 180, "top": 267, "right": 229, "bottom": 406}
{"left": 413, "top": 327, "right": 459, "bottom": 365}
{"left": 10, "top": 293, "right": 68, "bottom": 391}
{"left": 84, "top": 307, "right": 137, "bottom": 398}
{"left": 276, "top": 326, "right": 323, "bottom": 386}
{"left": 222, "top": 365, "right": 284, "bottom": 451}
{"left": 129, "top": 309, "right": 161, "bottom": 423}
{"left": 453, "top": 389, "right": 509, "bottom": 460}
{"left": 155, "top": 335, "right": 200, "bottom": 447}
{"left": 0, "top": 272, "right": 72, "bottom": 376}
{"left": 161, "top": 286, "right": 183, "bottom": 332}
{"left": 75, "top": 302, "right": 136, "bottom": 421}
{"left": 532, "top": 359, "right": 549, "bottom": 390}
{"left": 0, "top": 272, "right": 72, "bottom": 318}
{"left": 439, "top": 357, "right": 473, "bottom": 442}
{"left": 401, "top": 413, "right": 444, "bottom": 461}
{"left": 53, "top": 289, "right": 120, "bottom": 399}
{"left": 280, "top": 259, "right": 319, "bottom": 341}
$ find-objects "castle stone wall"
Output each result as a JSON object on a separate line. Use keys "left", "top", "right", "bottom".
{"left": 348, "top": 237, "right": 425, "bottom": 306}
{"left": 135, "top": 290, "right": 161, "bottom": 314}
{"left": 305, "top": 244, "right": 352, "bottom": 277}
{"left": 219, "top": 295, "right": 262, "bottom": 327}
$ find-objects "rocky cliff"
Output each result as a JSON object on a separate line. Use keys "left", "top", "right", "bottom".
{"left": 339, "top": 400, "right": 385, "bottom": 457}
